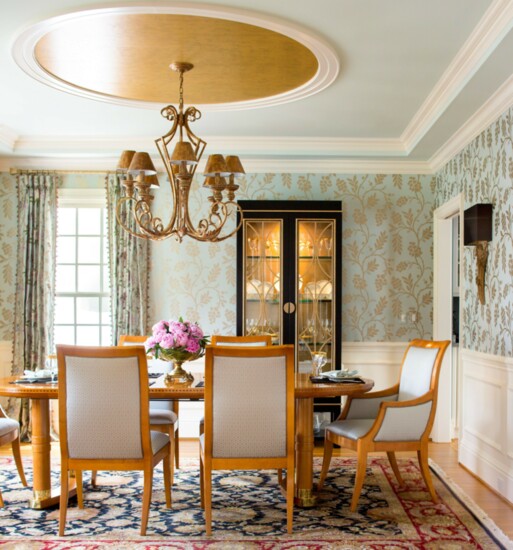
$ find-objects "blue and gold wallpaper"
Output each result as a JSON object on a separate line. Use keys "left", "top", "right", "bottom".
{"left": 436, "top": 106, "right": 513, "bottom": 357}
{"left": 149, "top": 173, "right": 435, "bottom": 341}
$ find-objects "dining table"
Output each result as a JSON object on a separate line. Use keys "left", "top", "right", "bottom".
{"left": 0, "top": 372, "right": 373, "bottom": 509}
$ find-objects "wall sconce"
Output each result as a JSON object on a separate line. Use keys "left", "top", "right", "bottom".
{"left": 464, "top": 203, "right": 493, "bottom": 305}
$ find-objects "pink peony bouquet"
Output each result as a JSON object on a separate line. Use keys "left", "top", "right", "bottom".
{"left": 145, "top": 318, "right": 210, "bottom": 363}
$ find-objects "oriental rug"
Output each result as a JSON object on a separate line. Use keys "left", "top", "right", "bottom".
{"left": 0, "top": 456, "right": 511, "bottom": 549}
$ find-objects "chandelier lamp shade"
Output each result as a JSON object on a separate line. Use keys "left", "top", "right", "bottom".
{"left": 115, "top": 62, "right": 244, "bottom": 242}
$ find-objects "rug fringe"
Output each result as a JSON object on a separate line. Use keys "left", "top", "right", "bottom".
{"left": 429, "top": 458, "right": 513, "bottom": 548}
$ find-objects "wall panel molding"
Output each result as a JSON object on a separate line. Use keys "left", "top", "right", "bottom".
{"left": 459, "top": 348, "right": 513, "bottom": 503}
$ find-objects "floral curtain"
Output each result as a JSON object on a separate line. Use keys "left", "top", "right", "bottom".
{"left": 105, "top": 174, "right": 149, "bottom": 344}
{"left": 9, "top": 172, "right": 58, "bottom": 440}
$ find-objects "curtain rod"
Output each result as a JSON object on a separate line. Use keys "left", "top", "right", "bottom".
{"left": 9, "top": 168, "right": 112, "bottom": 175}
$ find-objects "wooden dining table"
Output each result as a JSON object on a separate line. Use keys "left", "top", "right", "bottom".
{"left": 0, "top": 372, "right": 373, "bottom": 509}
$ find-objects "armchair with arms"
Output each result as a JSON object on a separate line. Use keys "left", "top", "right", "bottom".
{"left": 318, "top": 339, "right": 450, "bottom": 512}
{"left": 0, "top": 405, "right": 27, "bottom": 506}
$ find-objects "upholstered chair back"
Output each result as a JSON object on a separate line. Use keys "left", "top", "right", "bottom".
{"left": 398, "top": 345, "right": 440, "bottom": 401}
{"left": 209, "top": 349, "right": 290, "bottom": 458}
{"left": 213, "top": 341, "right": 268, "bottom": 347}
{"left": 58, "top": 347, "right": 149, "bottom": 460}
{"left": 211, "top": 335, "right": 272, "bottom": 347}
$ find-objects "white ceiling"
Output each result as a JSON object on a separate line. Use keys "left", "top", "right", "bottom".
{"left": 1, "top": 0, "right": 513, "bottom": 173}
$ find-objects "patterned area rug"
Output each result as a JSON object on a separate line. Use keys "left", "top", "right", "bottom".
{"left": 0, "top": 456, "right": 510, "bottom": 549}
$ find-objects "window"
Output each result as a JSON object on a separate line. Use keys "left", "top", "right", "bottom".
{"left": 54, "top": 189, "right": 111, "bottom": 348}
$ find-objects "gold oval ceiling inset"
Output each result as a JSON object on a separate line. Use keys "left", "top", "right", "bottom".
{"left": 13, "top": 4, "right": 339, "bottom": 111}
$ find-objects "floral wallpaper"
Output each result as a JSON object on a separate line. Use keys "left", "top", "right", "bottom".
{"left": 0, "top": 174, "right": 17, "bottom": 340}
{"left": 149, "top": 173, "right": 436, "bottom": 341}
{"left": 436, "top": 106, "right": 513, "bottom": 357}
{"left": 0, "top": 170, "right": 435, "bottom": 344}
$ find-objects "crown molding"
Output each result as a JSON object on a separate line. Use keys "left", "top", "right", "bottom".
{"left": 0, "top": 154, "right": 432, "bottom": 175}
{"left": 401, "top": 0, "right": 513, "bottom": 153}
{"left": 12, "top": 135, "right": 406, "bottom": 157}
{"left": 0, "top": 125, "right": 18, "bottom": 153}
{"left": 429, "top": 72, "right": 513, "bottom": 171}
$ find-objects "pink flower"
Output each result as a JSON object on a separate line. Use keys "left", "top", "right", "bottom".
{"left": 189, "top": 324, "right": 204, "bottom": 339}
{"left": 160, "top": 334, "right": 176, "bottom": 349}
{"left": 174, "top": 332, "right": 189, "bottom": 347}
{"left": 186, "top": 339, "right": 200, "bottom": 353}
{"left": 144, "top": 337, "right": 158, "bottom": 352}
{"left": 148, "top": 318, "right": 209, "bottom": 358}
{"left": 152, "top": 320, "right": 169, "bottom": 333}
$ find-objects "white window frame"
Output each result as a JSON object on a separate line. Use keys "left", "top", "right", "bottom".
{"left": 54, "top": 188, "right": 111, "bottom": 349}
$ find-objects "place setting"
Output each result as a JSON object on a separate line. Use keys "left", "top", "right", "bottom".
{"left": 310, "top": 352, "right": 365, "bottom": 384}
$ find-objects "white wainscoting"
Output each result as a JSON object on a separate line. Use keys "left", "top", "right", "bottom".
{"left": 459, "top": 348, "right": 513, "bottom": 503}
{"left": 342, "top": 342, "right": 407, "bottom": 391}
{"left": 0, "top": 340, "right": 12, "bottom": 408}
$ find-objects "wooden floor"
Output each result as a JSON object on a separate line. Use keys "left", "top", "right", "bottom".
{"left": 2, "top": 439, "right": 513, "bottom": 540}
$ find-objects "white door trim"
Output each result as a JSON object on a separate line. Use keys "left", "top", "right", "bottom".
{"left": 432, "top": 193, "right": 463, "bottom": 442}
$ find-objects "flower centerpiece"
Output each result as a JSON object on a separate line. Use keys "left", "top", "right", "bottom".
{"left": 145, "top": 318, "right": 209, "bottom": 384}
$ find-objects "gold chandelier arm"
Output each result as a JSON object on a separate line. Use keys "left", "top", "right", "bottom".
{"left": 186, "top": 200, "right": 244, "bottom": 243}
{"left": 115, "top": 196, "right": 150, "bottom": 239}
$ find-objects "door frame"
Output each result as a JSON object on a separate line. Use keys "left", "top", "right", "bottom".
{"left": 432, "top": 193, "right": 463, "bottom": 442}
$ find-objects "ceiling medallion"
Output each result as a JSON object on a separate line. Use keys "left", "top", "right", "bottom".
{"left": 13, "top": 4, "right": 339, "bottom": 111}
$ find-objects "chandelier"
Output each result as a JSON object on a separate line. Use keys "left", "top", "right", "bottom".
{"left": 115, "top": 62, "right": 244, "bottom": 242}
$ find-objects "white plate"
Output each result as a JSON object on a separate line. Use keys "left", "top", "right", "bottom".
{"left": 323, "top": 369, "right": 358, "bottom": 378}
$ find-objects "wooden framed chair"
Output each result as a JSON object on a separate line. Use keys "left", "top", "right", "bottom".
{"left": 118, "top": 334, "right": 180, "bottom": 470}
{"left": 56, "top": 344, "right": 172, "bottom": 536}
{"left": 211, "top": 334, "right": 272, "bottom": 346}
{"left": 318, "top": 339, "right": 450, "bottom": 512}
{"left": 199, "top": 334, "right": 272, "bottom": 437}
{"left": 0, "top": 405, "right": 27, "bottom": 506}
{"left": 199, "top": 344, "right": 295, "bottom": 535}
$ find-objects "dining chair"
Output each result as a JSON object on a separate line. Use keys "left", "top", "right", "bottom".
{"left": 0, "top": 405, "right": 27, "bottom": 506}
{"left": 118, "top": 334, "right": 180, "bottom": 470}
{"left": 211, "top": 334, "right": 272, "bottom": 346}
{"left": 200, "top": 344, "right": 295, "bottom": 534}
{"left": 317, "top": 339, "right": 450, "bottom": 512}
{"left": 56, "top": 344, "right": 172, "bottom": 536}
{"left": 199, "top": 334, "right": 272, "bottom": 436}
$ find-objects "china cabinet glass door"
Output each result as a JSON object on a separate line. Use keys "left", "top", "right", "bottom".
{"left": 243, "top": 219, "right": 282, "bottom": 344}
{"left": 297, "top": 220, "right": 335, "bottom": 370}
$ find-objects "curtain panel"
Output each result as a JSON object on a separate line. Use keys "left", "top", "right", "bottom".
{"left": 105, "top": 174, "right": 149, "bottom": 344}
{"left": 9, "top": 172, "right": 58, "bottom": 440}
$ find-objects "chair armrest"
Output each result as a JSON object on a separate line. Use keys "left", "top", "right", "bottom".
{"left": 340, "top": 384, "right": 400, "bottom": 420}
{"left": 370, "top": 392, "right": 435, "bottom": 442}
{"left": 0, "top": 404, "right": 7, "bottom": 418}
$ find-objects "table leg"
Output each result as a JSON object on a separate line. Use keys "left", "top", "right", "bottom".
{"left": 29, "top": 398, "right": 76, "bottom": 509}
{"left": 295, "top": 397, "right": 317, "bottom": 507}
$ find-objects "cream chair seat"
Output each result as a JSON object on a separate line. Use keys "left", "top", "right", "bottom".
{"left": 318, "top": 339, "right": 450, "bottom": 512}
{"left": 0, "top": 406, "right": 27, "bottom": 507}
{"left": 56, "top": 344, "right": 172, "bottom": 536}
{"left": 199, "top": 344, "right": 295, "bottom": 534}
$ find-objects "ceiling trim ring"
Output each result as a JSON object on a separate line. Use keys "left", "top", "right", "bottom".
{"left": 12, "top": 2, "right": 339, "bottom": 112}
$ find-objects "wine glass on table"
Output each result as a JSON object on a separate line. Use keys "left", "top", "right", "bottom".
{"left": 311, "top": 351, "right": 327, "bottom": 376}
